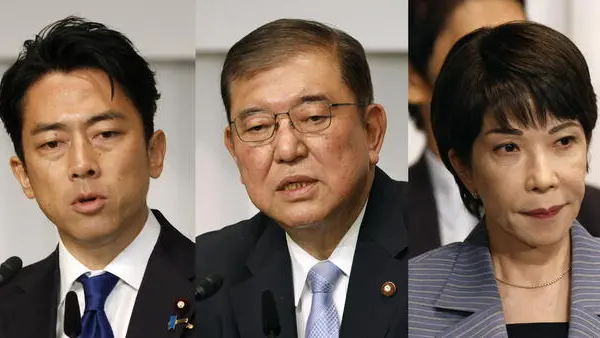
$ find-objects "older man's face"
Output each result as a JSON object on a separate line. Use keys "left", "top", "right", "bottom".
{"left": 225, "top": 51, "right": 385, "bottom": 230}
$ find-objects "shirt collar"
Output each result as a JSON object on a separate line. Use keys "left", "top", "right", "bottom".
{"left": 286, "top": 199, "right": 367, "bottom": 307}
{"left": 58, "top": 209, "right": 161, "bottom": 305}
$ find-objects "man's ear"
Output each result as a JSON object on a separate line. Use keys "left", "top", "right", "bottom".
{"left": 10, "top": 156, "right": 35, "bottom": 199}
{"left": 362, "top": 104, "right": 386, "bottom": 166}
{"left": 148, "top": 130, "right": 167, "bottom": 179}
{"left": 224, "top": 126, "right": 245, "bottom": 184}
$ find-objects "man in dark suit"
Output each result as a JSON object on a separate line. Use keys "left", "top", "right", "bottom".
{"left": 196, "top": 19, "right": 407, "bottom": 337}
{"left": 407, "top": 0, "right": 600, "bottom": 258}
{"left": 0, "top": 17, "right": 194, "bottom": 338}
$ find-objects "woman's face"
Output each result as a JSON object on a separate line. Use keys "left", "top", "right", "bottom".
{"left": 452, "top": 114, "right": 588, "bottom": 248}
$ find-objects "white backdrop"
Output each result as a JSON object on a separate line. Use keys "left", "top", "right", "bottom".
{"left": 407, "top": 0, "right": 600, "bottom": 189}
{"left": 195, "top": 0, "right": 409, "bottom": 235}
{"left": 0, "top": 4, "right": 195, "bottom": 266}
{"left": 0, "top": 0, "right": 194, "bottom": 60}
{"left": 196, "top": 0, "right": 407, "bottom": 53}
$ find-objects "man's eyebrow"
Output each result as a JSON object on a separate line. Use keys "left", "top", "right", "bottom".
{"left": 299, "top": 94, "right": 329, "bottom": 103}
{"left": 234, "top": 94, "right": 332, "bottom": 119}
{"left": 237, "top": 107, "right": 268, "bottom": 119}
{"left": 30, "top": 122, "right": 67, "bottom": 136}
{"left": 30, "top": 110, "right": 126, "bottom": 136}
{"left": 84, "top": 110, "right": 126, "bottom": 127}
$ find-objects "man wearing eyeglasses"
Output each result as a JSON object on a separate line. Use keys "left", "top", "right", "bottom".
{"left": 196, "top": 18, "right": 407, "bottom": 337}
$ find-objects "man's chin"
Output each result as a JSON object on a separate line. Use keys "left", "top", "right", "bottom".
{"left": 282, "top": 221, "right": 322, "bottom": 231}
{"left": 275, "top": 214, "right": 326, "bottom": 231}
{"left": 60, "top": 224, "right": 120, "bottom": 245}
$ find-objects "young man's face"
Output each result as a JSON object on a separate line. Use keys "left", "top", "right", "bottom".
{"left": 11, "top": 68, "right": 165, "bottom": 248}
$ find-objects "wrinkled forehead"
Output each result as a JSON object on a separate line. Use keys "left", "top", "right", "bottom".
{"left": 21, "top": 69, "right": 138, "bottom": 131}
{"left": 230, "top": 49, "right": 339, "bottom": 87}
{"left": 228, "top": 52, "right": 343, "bottom": 117}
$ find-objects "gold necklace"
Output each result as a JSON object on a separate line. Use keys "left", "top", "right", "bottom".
{"left": 495, "top": 265, "right": 572, "bottom": 289}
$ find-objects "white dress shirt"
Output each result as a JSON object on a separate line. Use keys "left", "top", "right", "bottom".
{"left": 425, "top": 150, "right": 478, "bottom": 245}
{"left": 286, "top": 201, "right": 367, "bottom": 338}
{"left": 55, "top": 209, "right": 161, "bottom": 338}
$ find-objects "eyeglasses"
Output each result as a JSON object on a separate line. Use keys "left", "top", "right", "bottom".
{"left": 229, "top": 101, "right": 363, "bottom": 143}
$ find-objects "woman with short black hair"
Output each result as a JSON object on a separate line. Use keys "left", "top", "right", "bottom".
{"left": 409, "top": 21, "right": 599, "bottom": 337}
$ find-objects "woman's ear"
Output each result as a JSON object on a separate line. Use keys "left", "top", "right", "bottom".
{"left": 448, "top": 149, "right": 476, "bottom": 195}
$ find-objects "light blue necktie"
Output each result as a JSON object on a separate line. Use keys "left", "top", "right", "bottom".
{"left": 78, "top": 272, "right": 119, "bottom": 338}
{"left": 306, "top": 261, "right": 343, "bottom": 338}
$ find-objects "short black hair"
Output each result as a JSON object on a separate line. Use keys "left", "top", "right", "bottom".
{"left": 431, "top": 21, "right": 597, "bottom": 217}
{"left": 408, "top": 0, "right": 526, "bottom": 130}
{"left": 0, "top": 16, "right": 160, "bottom": 161}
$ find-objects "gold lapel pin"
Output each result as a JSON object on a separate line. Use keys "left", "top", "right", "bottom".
{"left": 381, "top": 281, "right": 396, "bottom": 297}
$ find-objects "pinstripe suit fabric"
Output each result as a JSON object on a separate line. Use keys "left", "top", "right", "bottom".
{"left": 409, "top": 222, "right": 600, "bottom": 337}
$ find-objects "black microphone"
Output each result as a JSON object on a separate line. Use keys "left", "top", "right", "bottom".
{"left": 0, "top": 256, "right": 22, "bottom": 287}
{"left": 64, "top": 291, "right": 81, "bottom": 338}
{"left": 195, "top": 274, "right": 223, "bottom": 301}
{"left": 262, "top": 290, "right": 281, "bottom": 337}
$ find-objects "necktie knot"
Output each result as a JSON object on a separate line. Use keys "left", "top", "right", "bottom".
{"left": 307, "top": 260, "right": 342, "bottom": 294}
{"left": 78, "top": 272, "right": 119, "bottom": 312}
{"left": 306, "top": 261, "right": 342, "bottom": 337}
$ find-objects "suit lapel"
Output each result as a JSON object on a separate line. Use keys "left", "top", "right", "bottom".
{"left": 440, "top": 304, "right": 506, "bottom": 337}
{"left": 568, "top": 223, "right": 600, "bottom": 336}
{"left": 230, "top": 218, "right": 297, "bottom": 338}
{"left": 126, "top": 210, "right": 195, "bottom": 338}
{"left": 340, "top": 168, "right": 408, "bottom": 337}
{"left": 228, "top": 168, "right": 406, "bottom": 337}
{"left": 436, "top": 225, "right": 508, "bottom": 337}
{"left": 0, "top": 250, "right": 60, "bottom": 338}
{"left": 436, "top": 222, "right": 600, "bottom": 337}
{"left": 408, "top": 154, "right": 441, "bottom": 258}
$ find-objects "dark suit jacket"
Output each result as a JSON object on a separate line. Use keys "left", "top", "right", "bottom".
{"left": 196, "top": 167, "right": 408, "bottom": 338}
{"left": 408, "top": 153, "right": 600, "bottom": 258}
{"left": 409, "top": 221, "right": 600, "bottom": 337}
{"left": 0, "top": 209, "right": 195, "bottom": 338}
